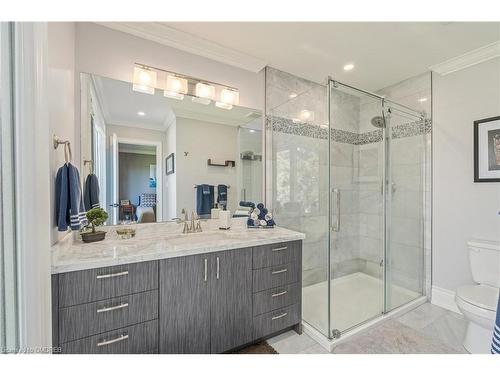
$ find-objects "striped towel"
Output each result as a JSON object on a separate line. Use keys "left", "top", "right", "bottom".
{"left": 492, "top": 293, "right": 500, "bottom": 353}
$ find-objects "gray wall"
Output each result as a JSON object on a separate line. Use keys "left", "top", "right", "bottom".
{"left": 119, "top": 152, "right": 156, "bottom": 205}
{"left": 433, "top": 57, "right": 500, "bottom": 292}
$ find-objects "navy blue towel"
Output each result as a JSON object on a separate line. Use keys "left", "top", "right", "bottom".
{"left": 196, "top": 184, "right": 214, "bottom": 216}
{"left": 239, "top": 201, "right": 255, "bottom": 209}
{"left": 491, "top": 293, "right": 500, "bottom": 353}
{"left": 83, "top": 174, "right": 100, "bottom": 211}
{"left": 55, "top": 163, "right": 88, "bottom": 231}
{"left": 217, "top": 184, "right": 228, "bottom": 210}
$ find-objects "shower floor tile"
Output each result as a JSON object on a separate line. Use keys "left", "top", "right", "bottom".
{"left": 302, "top": 272, "right": 419, "bottom": 333}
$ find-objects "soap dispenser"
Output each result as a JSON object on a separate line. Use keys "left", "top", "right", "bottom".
{"left": 211, "top": 203, "right": 221, "bottom": 219}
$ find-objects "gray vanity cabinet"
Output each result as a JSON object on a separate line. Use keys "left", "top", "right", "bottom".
{"left": 159, "top": 253, "right": 212, "bottom": 354}
{"left": 210, "top": 249, "right": 252, "bottom": 353}
{"left": 52, "top": 239, "right": 302, "bottom": 354}
{"left": 159, "top": 247, "right": 253, "bottom": 354}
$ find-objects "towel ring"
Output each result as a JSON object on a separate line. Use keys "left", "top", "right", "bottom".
{"left": 84, "top": 159, "right": 94, "bottom": 174}
{"left": 53, "top": 135, "right": 72, "bottom": 163}
{"left": 64, "top": 142, "right": 72, "bottom": 163}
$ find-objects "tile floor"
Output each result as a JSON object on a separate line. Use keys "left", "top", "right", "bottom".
{"left": 267, "top": 303, "right": 468, "bottom": 354}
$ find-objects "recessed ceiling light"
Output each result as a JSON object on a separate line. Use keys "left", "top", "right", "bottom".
{"left": 299, "top": 109, "right": 314, "bottom": 122}
{"left": 418, "top": 97, "right": 428, "bottom": 103}
{"left": 343, "top": 63, "right": 355, "bottom": 71}
{"left": 137, "top": 111, "right": 145, "bottom": 116}
{"left": 289, "top": 93, "right": 298, "bottom": 99}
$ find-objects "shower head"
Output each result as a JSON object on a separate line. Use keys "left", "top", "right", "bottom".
{"left": 370, "top": 116, "right": 385, "bottom": 128}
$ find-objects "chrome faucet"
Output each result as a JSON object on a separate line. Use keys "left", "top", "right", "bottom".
{"left": 181, "top": 209, "right": 202, "bottom": 233}
{"left": 190, "top": 211, "right": 195, "bottom": 232}
{"left": 181, "top": 209, "right": 190, "bottom": 234}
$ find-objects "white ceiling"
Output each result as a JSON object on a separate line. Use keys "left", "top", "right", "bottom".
{"left": 93, "top": 75, "right": 262, "bottom": 131}
{"left": 103, "top": 22, "right": 500, "bottom": 91}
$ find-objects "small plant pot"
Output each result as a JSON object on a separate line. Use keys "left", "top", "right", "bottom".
{"left": 81, "top": 230, "right": 106, "bottom": 243}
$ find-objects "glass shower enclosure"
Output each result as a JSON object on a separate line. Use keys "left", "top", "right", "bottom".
{"left": 267, "top": 67, "right": 429, "bottom": 340}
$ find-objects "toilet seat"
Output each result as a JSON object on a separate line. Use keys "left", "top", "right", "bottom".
{"left": 456, "top": 284, "right": 499, "bottom": 311}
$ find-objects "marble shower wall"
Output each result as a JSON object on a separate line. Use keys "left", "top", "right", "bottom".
{"left": 266, "top": 67, "right": 432, "bottom": 296}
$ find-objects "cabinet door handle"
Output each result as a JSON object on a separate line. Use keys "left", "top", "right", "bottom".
{"left": 216, "top": 257, "right": 220, "bottom": 280}
{"left": 271, "top": 290, "right": 288, "bottom": 298}
{"left": 96, "top": 270, "right": 129, "bottom": 280}
{"left": 204, "top": 258, "right": 208, "bottom": 282}
{"left": 271, "top": 246, "right": 287, "bottom": 252}
{"left": 271, "top": 312, "right": 288, "bottom": 320}
{"left": 271, "top": 268, "right": 288, "bottom": 275}
{"left": 97, "top": 333, "right": 129, "bottom": 347}
{"left": 97, "top": 302, "right": 129, "bottom": 313}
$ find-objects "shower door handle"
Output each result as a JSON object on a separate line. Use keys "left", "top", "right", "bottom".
{"left": 331, "top": 188, "right": 340, "bottom": 232}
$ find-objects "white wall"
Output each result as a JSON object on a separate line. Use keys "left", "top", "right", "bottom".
{"left": 176, "top": 118, "right": 238, "bottom": 216}
{"left": 433, "top": 57, "right": 500, "bottom": 292}
{"left": 48, "top": 22, "right": 76, "bottom": 244}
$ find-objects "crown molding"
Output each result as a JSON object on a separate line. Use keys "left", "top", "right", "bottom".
{"left": 96, "top": 22, "right": 267, "bottom": 73}
{"left": 429, "top": 41, "right": 500, "bottom": 75}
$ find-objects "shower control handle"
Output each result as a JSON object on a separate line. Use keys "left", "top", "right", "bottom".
{"left": 331, "top": 188, "right": 340, "bottom": 232}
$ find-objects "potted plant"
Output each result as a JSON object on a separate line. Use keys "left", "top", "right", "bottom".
{"left": 81, "top": 207, "right": 109, "bottom": 243}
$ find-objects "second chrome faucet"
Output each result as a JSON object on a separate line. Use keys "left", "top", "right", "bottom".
{"left": 181, "top": 209, "right": 202, "bottom": 234}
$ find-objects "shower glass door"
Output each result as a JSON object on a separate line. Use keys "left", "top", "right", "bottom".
{"left": 384, "top": 102, "right": 426, "bottom": 311}
{"left": 328, "top": 81, "right": 386, "bottom": 335}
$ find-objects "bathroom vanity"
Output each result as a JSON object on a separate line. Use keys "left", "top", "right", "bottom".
{"left": 51, "top": 221, "right": 304, "bottom": 354}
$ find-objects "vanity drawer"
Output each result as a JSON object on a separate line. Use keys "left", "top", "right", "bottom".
{"left": 59, "top": 290, "right": 158, "bottom": 343}
{"left": 252, "top": 241, "right": 300, "bottom": 269}
{"left": 253, "top": 304, "right": 300, "bottom": 339}
{"left": 58, "top": 261, "right": 158, "bottom": 307}
{"left": 252, "top": 260, "right": 300, "bottom": 292}
{"left": 61, "top": 320, "right": 158, "bottom": 354}
{"left": 253, "top": 282, "right": 300, "bottom": 316}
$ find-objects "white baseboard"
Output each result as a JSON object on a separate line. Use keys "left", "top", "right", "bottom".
{"left": 431, "top": 286, "right": 462, "bottom": 314}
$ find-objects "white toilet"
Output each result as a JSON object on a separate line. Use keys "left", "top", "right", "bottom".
{"left": 455, "top": 240, "right": 500, "bottom": 353}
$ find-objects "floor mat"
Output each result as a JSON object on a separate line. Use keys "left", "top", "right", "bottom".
{"left": 231, "top": 341, "right": 278, "bottom": 354}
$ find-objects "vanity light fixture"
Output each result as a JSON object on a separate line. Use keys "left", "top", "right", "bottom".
{"left": 132, "top": 65, "right": 157, "bottom": 95}
{"left": 164, "top": 75, "right": 188, "bottom": 100}
{"left": 343, "top": 63, "right": 355, "bottom": 71}
{"left": 131, "top": 63, "right": 240, "bottom": 107}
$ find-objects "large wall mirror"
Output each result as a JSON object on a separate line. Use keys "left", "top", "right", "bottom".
{"left": 80, "top": 73, "right": 263, "bottom": 225}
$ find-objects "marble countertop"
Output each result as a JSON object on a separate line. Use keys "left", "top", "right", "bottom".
{"left": 51, "top": 219, "right": 305, "bottom": 274}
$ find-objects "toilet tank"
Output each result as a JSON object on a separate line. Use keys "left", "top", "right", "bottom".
{"left": 468, "top": 240, "right": 500, "bottom": 287}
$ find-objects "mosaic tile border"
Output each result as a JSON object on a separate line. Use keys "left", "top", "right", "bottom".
{"left": 268, "top": 116, "right": 431, "bottom": 145}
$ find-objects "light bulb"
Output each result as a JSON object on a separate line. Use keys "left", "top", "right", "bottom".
{"left": 220, "top": 88, "right": 239, "bottom": 106}
{"left": 132, "top": 66, "right": 157, "bottom": 95}
{"left": 195, "top": 82, "right": 215, "bottom": 100}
